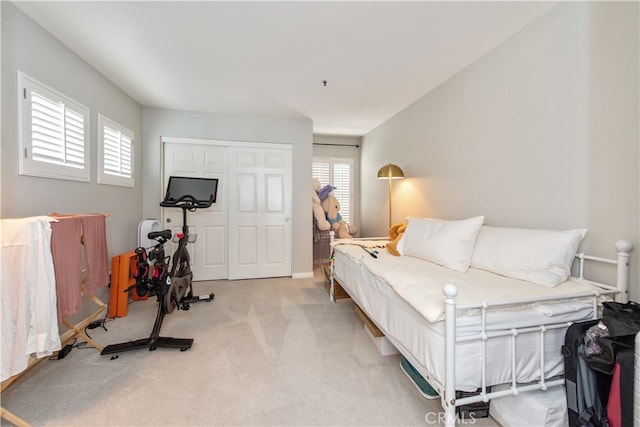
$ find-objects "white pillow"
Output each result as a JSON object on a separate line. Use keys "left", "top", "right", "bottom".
{"left": 398, "top": 216, "right": 484, "bottom": 272}
{"left": 471, "top": 226, "right": 587, "bottom": 287}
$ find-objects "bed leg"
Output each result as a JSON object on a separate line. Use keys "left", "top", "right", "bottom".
{"left": 329, "top": 231, "right": 335, "bottom": 302}
{"left": 444, "top": 406, "right": 456, "bottom": 427}
{"left": 443, "top": 283, "right": 458, "bottom": 426}
{"left": 615, "top": 240, "right": 632, "bottom": 303}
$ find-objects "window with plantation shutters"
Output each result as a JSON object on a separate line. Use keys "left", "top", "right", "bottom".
{"left": 312, "top": 157, "right": 353, "bottom": 225}
{"left": 19, "top": 71, "right": 90, "bottom": 182}
{"left": 98, "top": 114, "right": 134, "bottom": 187}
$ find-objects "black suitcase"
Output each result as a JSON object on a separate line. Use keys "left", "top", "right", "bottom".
{"left": 563, "top": 319, "right": 611, "bottom": 427}
{"left": 592, "top": 302, "right": 640, "bottom": 427}
{"left": 564, "top": 302, "right": 640, "bottom": 427}
{"left": 606, "top": 347, "right": 635, "bottom": 427}
{"left": 616, "top": 348, "right": 634, "bottom": 427}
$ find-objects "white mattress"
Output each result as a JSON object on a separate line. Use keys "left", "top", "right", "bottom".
{"left": 335, "top": 243, "right": 606, "bottom": 323}
{"left": 332, "top": 246, "right": 603, "bottom": 392}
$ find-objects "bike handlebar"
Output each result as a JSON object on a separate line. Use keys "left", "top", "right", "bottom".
{"left": 159, "top": 194, "right": 214, "bottom": 210}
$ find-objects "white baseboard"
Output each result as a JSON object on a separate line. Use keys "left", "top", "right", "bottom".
{"left": 292, "top": 271, "right": 314, "bottom": 279}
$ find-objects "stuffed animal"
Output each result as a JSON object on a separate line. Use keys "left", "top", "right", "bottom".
{"left": 312, "top": 178, "right": 331, "bottom": 231}
{"left": 386, "top": 222, "right": 407, "bottom": 256}
{"left": 317, "top": 184, "right": 336, "bottom": 202}
{"left": 321, "top": 193, "right": 357, "bottom": 239}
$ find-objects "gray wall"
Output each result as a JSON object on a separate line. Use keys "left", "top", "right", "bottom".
{"left": 143, "top": 107, "right": 313, "bottom": 277}
{"left": 1, "top": 2, "right": 143, "bottom": 257}
{"left": 360, "top": 2, "right": 639, "bottom": 299}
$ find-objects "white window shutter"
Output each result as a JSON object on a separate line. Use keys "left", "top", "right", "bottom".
{"left": 31, "top": 92, "right": 66, "bottom": 165}
{"left": 312, "top": 162, "right": 330, "bottom": 187}
{"left": 64, "top": 108, "right": 86, "bottom": 168}
{"left": 333, "top": 163, "right": 351, "bottom": 224}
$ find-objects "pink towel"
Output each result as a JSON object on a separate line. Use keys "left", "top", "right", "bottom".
{"left": 50, "top": 213, "right": 110, "bottom": 320}
{"left": 49, "top": 216, "right": 83, "bottom": 321}
{"left": 79, "top": 214, "right": 109, "bottom": 295}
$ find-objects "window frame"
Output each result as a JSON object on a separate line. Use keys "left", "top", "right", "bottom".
{"left": 18, "top": 71, "right": 90, "bottom": 182}
{"left": 97, "top": 114, "right": 134, "bottom": 188}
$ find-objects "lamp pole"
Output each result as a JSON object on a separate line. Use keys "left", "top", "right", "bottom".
{"left": 387, "top": 176, "right": 393, "bottom": 229}
{"left": 377, "top": 163, "right": 405, "bottom": 231}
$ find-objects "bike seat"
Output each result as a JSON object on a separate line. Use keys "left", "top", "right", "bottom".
{"left": 148, "top": 230, "right": 172, "bottom": 241}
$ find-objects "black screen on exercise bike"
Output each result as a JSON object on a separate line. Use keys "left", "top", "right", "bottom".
{"left": 163, "top": 176, "right": 218, "bottom": 204}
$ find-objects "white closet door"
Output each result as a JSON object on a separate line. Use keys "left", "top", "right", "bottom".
{"left": 162, "top": 142, "right": 227, "bottom": 281}
{"left": 228, "top": 146, "right": 292, "bottom": 280}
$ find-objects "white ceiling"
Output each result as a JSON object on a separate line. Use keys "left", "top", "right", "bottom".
{"left": 14, "top": 1, "right": 559, "bottom": 136}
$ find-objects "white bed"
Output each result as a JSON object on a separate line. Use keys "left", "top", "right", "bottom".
{"left": 329, "top": 219, "right": 632, "bottom": 426}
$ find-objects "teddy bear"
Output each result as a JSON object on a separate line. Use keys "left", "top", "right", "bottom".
{"left": 312, "top": 178, "right": 331, "bottom": 231}
{"left": 321, "top": 193, "right": 357, "bottom": 239}
{"left": 386, "top": 222, "right": 407, "bottom": 256}
{"left": 317, "top": 184, "right": 335, "bottom": 202}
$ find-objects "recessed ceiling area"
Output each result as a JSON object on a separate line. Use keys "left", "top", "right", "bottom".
{"left": 14, "top": 1, "right": 559, "bottom": 136}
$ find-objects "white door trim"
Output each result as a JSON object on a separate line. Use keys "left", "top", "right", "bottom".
{"left": 162, "top": 136, "right": 291, "bottom": 151}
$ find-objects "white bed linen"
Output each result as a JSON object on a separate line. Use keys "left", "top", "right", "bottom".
{"left": 331, "top": 246, "right": 600, "bottom": 392}
{"left": 489, "top": 384, "right": 569, "bottom": 427}
{"left": 334, "top": 243, "right": 603, "bottom": 323}
{"left": 1, "top": 217, "right": 61, "bottom": 381}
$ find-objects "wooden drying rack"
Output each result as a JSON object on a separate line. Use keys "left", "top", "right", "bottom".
{"left": 1, "top": 214, "right": 109, "bottom": 427}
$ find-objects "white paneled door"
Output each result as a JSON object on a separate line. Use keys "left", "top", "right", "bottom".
{"left": 162, "top": 138, "right": 292, "bottom": 281}
{"left": 163, "top": 142, "right": 227, "bottom": 281}
{"left": 228, "top": 146, "right": 292, "bottom": 280}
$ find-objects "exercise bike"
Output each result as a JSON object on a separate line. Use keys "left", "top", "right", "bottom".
{"left": 101, "top": 176, "right": 218, "bottom": 357}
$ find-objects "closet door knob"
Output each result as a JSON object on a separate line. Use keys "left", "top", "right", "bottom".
{"left": 167, "top": 218, "right": 172, "bottom": 223}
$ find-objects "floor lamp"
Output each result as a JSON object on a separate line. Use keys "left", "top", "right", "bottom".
{"left": 377, "top": 163, "right": 405, "bottom": 229}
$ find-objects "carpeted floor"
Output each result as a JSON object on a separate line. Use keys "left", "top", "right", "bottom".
{"left": 1, "top": 269, "right": 499, "bottom": 426}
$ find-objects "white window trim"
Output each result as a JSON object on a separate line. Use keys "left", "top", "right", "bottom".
{"left": 18, "top": 71, "right": 90, "bottom": 182}
{"left": 98, "top": 114, "right": 134, "bottom": 188}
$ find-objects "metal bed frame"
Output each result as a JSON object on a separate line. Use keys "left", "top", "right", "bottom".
{"left": 330, "top": 235, "right": 632, "bottom": 426}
